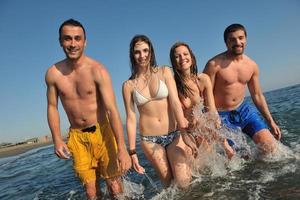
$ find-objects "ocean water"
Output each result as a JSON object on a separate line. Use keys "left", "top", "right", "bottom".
{"left": 1, "top": 84, "right": 300, "bottom": 200}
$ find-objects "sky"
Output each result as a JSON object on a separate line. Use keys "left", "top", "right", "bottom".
{"left": 0, "top": 0, "right": 299, "bottom": 143}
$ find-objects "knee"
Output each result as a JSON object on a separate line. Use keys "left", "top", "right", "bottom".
{"left": 257, "top": 141, "right": 277, "bottom": 154}
{"left": 172, "top": 162, "right": 192, "bottom": 189}
{"left": 174, "top": 172, "right": 191, "bottom": 190}
{"left": 253, "top": 130, "right": 277, "bottom": 154}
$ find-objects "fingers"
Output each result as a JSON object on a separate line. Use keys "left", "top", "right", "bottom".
{"left": 55, "top": 146, "right": 70, "bottom": 159}
{"left": 181, "top": 133, "right": 198, "bottom": 157}
{"left": 119, "top": 160, "right": 128, "bottom": 174}
{"left": 119, "top": 157, "right": 132, "bottom": 174}
{"left": 189, "top": 143, "right": 198, "bottom": 158}
{"left": 134, "top": 163, "right": 145, "bottom": 174}
{"left": 272, "top": 126, "right": 281, "bottom": 140}
{"left": 275, "top": 131, "right": 281, "bottom": 140}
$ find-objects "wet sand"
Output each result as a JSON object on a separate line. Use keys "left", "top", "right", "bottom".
{"left": 0, "top": 141, "right": 53, "bottom": 158}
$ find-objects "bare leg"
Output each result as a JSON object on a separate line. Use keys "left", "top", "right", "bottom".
{"left": 105, "top": 176, "right": 123, "bottom": 199}
{"left": 141, "top": 141, "right": 173, "bottom": 187}
{"left": 85, "top": 180, "right": 98, "bottom": 200}
{"left": 167, "top": 135, "right": 192, "bottom": 189}
{"left": 252, "top": 129, "right": 277, "bottom": 154}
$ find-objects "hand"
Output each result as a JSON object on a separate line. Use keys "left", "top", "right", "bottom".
{"left": 131, "top": 154, "right": 145, "bottom": 174}
{"left": 270, "top": 121, "right": 281, "bottom": 140}
{"left": 223, "top": 139, "right": 235, "bottom": 159}
{"left": 215, "top": 116, "right": 222, "bottom": 129}
{"left": 117, "top": 148, "right": 132, "bottom": 174}
{"left": 54, "top": 140, "right": 70, "bottom": 159}
{"left": 181, "top": 132, "right": 198, "bottom": 158}
{"left": 207, "top": 111, "right": 221, "bottom": 129}
{"left": 178, "top": 117, "right": 189, "bottom": 131}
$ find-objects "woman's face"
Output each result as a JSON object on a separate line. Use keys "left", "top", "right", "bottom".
{"left": 174, "top": 45, "right": 192, "bottom": 72}
{"left": 133, "top": 41, "right": 150, "bottom": 68}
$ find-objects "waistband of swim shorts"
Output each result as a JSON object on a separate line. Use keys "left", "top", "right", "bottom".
{"left": 69, "top": 123, "right": 100, "bottom": 133}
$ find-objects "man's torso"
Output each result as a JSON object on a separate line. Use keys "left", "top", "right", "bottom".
{"left": 213, "top": 54, "right": 255, "bottom": 110}
{"left": 53, "top": 57, "right": 104, "bottom": 128}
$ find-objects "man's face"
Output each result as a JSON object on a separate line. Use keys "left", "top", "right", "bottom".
{"left": 60, "top": 25, "right": 86, "bottom": 60}
{"left": 226, "top": 30, "right": 247, "bottom": 55}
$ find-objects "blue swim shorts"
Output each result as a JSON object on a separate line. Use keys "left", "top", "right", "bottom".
{"left": 140, "top": 130, "right": 179, "bottom": 147}
{"left": 218, "top": 101, "right": 268, "bottom": 139}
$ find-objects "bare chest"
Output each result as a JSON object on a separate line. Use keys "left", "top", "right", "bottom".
{"left": 217, "top": 65, "right": 253, "bottom": 85}
{"left": 56, "top": 74, "right": 96, "bottom": 99}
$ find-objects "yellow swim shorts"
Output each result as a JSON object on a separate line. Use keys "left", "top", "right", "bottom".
{"left": 67, "top": 118, "right": 121, "bottom": 184}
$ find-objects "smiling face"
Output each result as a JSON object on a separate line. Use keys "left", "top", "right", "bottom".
{"left": 133, "top": 41, "right": 151, "bottom": 68}
{"left": 225, "top": 29, "right": 247, "bottom": 56}
{"left": 59, "top": 25, "right": 86, "bottom": 60}
{"left": 174, "top": 45, "right": 193, "bottom": 73}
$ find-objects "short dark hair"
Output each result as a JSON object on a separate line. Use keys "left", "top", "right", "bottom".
{"left": 59, "top": 19, "right": 86, "bottom": 40}
{"left": 129, "top": 34, "right": 157, "bottom": 79}
{"left": 223, "top": 23, "right": 247, "bottom": 43}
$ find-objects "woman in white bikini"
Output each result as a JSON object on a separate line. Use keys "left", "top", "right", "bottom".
{"left": 170, "top": 42, "right": 234, "bottom": 159}
{"left": 122, "top": 35, "right": 191, "bottom": 188}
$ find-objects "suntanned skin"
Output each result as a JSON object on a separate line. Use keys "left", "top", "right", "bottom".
{"left": 204, "top": 28, "right": 281, "bottom": 153}
{"left": 45, "top": 24, "right": 131, "bottom": 199}
{"left": 172, "top": 44, "right": 234, "bottom": 159}
{"left": 122, "top": 39, "right": 190, "bottom": 189}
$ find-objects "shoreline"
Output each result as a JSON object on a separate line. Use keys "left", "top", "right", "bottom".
{"left": 0, "top": 141, "right": 53, "bottom": 158}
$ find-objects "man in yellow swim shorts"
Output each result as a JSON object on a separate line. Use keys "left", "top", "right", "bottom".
{"left": 45, "top": 19, "right": 131, "bottom": 199}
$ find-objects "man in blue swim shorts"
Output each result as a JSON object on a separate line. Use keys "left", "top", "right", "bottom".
{"left": 204, "top": 23, "right": 281, "bottom": 154}
{"left": 218, "top": 101, "right": 268, "bottom": 148}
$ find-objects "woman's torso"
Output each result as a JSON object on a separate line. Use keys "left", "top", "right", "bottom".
{"left": 132, "top": 67, "right": 177, "bottom": 136}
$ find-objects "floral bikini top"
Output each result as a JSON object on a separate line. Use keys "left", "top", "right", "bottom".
{"left": 181, "top": 77, "right": 204, "bottom": 110}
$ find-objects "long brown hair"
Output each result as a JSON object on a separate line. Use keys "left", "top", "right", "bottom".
{"left": 170, "top": 42, "right": 198, "bottom": 98}
{"left": 129, "top": 35, "right": 157, "bottom": 80}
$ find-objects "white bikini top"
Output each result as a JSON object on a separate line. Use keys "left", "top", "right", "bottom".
{"left": 133, "top": 79, "right": 169, "bottom": 106}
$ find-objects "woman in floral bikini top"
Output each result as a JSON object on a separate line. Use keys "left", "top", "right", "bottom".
{"left": 170, "top": 41, "right": 234, "bottom": 159}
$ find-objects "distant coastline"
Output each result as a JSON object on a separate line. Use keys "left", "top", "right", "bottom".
{"left": 0, "top": 141, "right": 53, "bottom": 158}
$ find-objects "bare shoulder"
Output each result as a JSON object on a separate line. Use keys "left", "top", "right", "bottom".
{"left": 204, "top": 52, "right": 225, "bottom": 72}
{"left": 160, "top": 65, "right": 173, "bottom": 76}
{"left": 88, "top": 57, "right": 107, "bottom": 73}
{"left": 197, "top": 73, "right": 211, "bottom": 85}
{"left": 45, "top": 60, "right": 65, "bottom": 84}
{"left": 86, "top": 57, "right": 112, "bottom": 82}
{"left": 197, "top": 73, "right": 210, "bottom": 81}
{"left": 122, "top": 79, "right": 134, "bottom": 94}
{"left": 242, "top": 55, "right": 259, "bottom": 75}
{"left": 244, "top": 55, "right": 258, "bottom": 68}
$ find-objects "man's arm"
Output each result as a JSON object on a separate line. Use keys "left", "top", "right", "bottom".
{"left": 200, "top": 73, "right": 217, "bottom": 113}
{"left": 94, "top": 64, "right": 131, "bottom": 172}
{"left": 203, "top": 59, "right": 218, "bottom": 89}
{"left": 248, "top": 64, "right": 281, "bottom": 140}
{"left": 45, "top": 68, "right": 70, "bottom": 159}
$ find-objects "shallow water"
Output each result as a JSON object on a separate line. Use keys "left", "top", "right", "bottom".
{"left": 0, "top": 84, "right": 300, "bottom": 200}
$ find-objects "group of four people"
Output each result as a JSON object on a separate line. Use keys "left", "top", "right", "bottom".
{"left": 46, "top": 19, "right": 281, "bottom": 199}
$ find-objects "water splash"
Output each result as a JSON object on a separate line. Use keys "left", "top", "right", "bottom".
{"left": 117, "top": 174, "right": 145, "bottom": 199}
{"left": 144, "top": 172, "right": 160, "bottom": 194}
